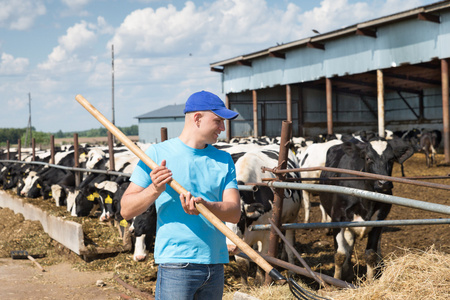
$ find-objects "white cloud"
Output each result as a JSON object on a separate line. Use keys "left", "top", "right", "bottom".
{"left": 38, "top": 20, "right": 99, "bottom": 71}
{"left": 0, "top": 52, "right": 29, "bottom": 74}
{"left": 111, "top": 2, "right": 208, "bottom": 56}
{"left": 0, "top": 0, "right": 46, "bottom": 30}
{"left": 61, "top": 0, "right": 91, "bottom": 10}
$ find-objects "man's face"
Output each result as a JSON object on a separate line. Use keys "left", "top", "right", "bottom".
{"left": 198, "top": 111, "right": 225, "bottom": 144}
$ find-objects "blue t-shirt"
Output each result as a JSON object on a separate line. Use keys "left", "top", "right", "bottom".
{"left": 130, "top": 138, "right": 238, "bottom": 264}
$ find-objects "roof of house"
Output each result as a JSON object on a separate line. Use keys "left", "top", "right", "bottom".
{"left": 135, "top": 103, "right": 185, "bottom": 119}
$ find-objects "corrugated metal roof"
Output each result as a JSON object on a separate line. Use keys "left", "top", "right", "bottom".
{"left": 135, "top": 103, "right": 185, "bottom": 119}
{"left": 210, "top": 0, "right": 450, "bottom": 69}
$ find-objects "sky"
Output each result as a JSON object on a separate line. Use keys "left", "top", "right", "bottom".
{"left": 0, "top": 0, "right": 440, "bottom": 133}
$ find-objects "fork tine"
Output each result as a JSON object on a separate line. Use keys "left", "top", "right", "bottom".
{"left": 288, "top": 278, "right": 331, "bottom": 300}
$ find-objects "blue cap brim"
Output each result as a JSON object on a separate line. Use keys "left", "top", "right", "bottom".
{"left": 211, "top": 108, "right": 239, "bottom": 120}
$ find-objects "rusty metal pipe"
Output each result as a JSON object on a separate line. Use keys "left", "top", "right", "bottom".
{"left": 262, "top": 166, "right": 450, "bottom": 191}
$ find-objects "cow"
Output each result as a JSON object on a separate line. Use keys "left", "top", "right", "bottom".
{"left": 66, "top": 172, "right": 111, "bottom": 217}
{"left": 112, "top": 179, "right": 157, "bottom": 262}
{"left": 224, "top": 145, "right": 302, "bottom": 285}
{"left": 419, "top": 129, "right": 441, "bottom": 167}
{"left": 128, "top": 205, "right": 157, "bottom": 261}
{"left": 297, "top": 139, "right": 343, "bottom": 223}
{"left": 319, "top": 137, "right": 414, "bottom": 281}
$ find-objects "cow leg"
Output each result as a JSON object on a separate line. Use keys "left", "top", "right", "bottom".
{"left": 133, "top": 234, "right": 148, "bottom": 261}
{"left": 365, "top": 226, "right": 383, "bottom": 281}
{"left": 301, "top": 190, "right": 311, "bottom": 223}
{"left": 254, "top": 241, "right": 266, "bottom": 285}
{"left": 319, "top": 204, "right": 332, "bottom": 235}
{"left": 334, "top": 228, "right": 355, "bottom": 280}
{"left": 431, "top": 145, "right": 436, "bottom": 167}
{"left": 234, "top": 255, "right": 250, "bottom": 286}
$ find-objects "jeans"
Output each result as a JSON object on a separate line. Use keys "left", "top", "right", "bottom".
{"left": 155, "top": 263, "right": 224, "bottom": 300}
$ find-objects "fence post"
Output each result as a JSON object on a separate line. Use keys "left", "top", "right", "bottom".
{"left": 74, "top": 133, "right": 81, "bottom": 186}
{"left": 161, "top": 127, "right": 168, "bottom": 142}
{"left": 6, "top": 140, "right": 10, "bottom": 160}
{"left": 108, "top": 131, "right": 115, "bottom": 171}
{"left": 32, "top": 138, "right": 36, "bottom": 161}
{"left": 17, "top": 139, "right": 21, "bottom": 161}
{"left": 50, "top": 135, "right": 55, "bottom": 165}
{"left": 265, "top": 120, "right": 292, "bottom": 285}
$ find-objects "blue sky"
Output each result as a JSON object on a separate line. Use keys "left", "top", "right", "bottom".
{"left": 0, "top": 0, "right": 438, "bottom": 133}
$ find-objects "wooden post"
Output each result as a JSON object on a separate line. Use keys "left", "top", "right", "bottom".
{"left": 326, "top": 78, "right": 333, "bottom": 135}
{"left": 161, "top": 127, "right": 168, "bottom": 142}
{"left": 225, "top": 94, "right": 231, "bottom": 142}
{"left": 286, "top": 84, "right": 292, "bottom": 122}
{"left": 252, "top": 90, "right": 258, "bottom": 137}
{"left": 108, "top": 131, "right": 115, "bottom": 171}
{"left": 32, "top": 138, "right": 36, "bottom": 161}
{"left": 17, "top": 139, "right": 21, "bottom": 161}
{"left": 441, "top": 59, "right": 450, "bottom": 163}
{"left": 50, "top": 135, "right": 55, "bottom": 165}
{"left": 74, "top": 133, "right": 81, "bottom": 186}
{"left": 6, "top": 140, "right": 10, "bottom": 160}
{"left": 377, "top": 69, "right": 385, "bottom": 138}
{"left": 265, "top": 120, "right": 292, "bottom": 285}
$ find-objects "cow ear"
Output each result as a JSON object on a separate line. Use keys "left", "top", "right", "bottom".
{"left": 395, "top": 145, "right": 415, "bottom": 164}
{"left": 244, "top": 203, "right": 265, "bottom": 219}
{"left": 388, "top": 139, "right": 415, "bottom": 164}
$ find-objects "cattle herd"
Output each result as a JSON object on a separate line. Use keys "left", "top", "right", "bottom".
{"left": 0, "top": 127, "right": 443, "bottom": 284}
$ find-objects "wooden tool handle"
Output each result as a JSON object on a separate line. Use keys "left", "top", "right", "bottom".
{"left": 75, "top": 94, "right": 275, "bottom": 274}
{"left": 27, "top": 255, "right": 45, "bottom": 272}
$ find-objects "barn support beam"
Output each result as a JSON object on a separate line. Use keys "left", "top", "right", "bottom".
{"left": 252, "top": 90, "right": 258, "bottom": 137}
{"left": 286, "top": 84, "right": 292, "bottom": 122}
{"left": 377, "top": 70, "right": 386, "bottom": 138}
{"left": 225, "top": 94, "right": 231, "bottom": 141}
{"left": 441, "top": 59, "right": 450, "bottom": 163}
{"left": 326, "top": 78, "right": 333, "bottom": 135}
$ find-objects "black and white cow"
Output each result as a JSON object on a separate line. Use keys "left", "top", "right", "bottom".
{"left": 319, "top": 137, "right": 414, "bottom": 281}
{"left": 224, "top": 144, "right": 302, "bottom": 285}
{"left": 112, "top": 179, "right": 157, "bottom": 262}
{"left": 419, "top": 129, "right": 441, "bottom": 168}
{"left": 297, "top": 139, "right": 343, "bottom": 223}
{"left": 128, "top": 204, "right": 157, "bottom": 261}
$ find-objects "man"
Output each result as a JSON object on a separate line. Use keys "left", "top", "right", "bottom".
{"left": 121, "top": 90, "right": 241, "bottom": 299}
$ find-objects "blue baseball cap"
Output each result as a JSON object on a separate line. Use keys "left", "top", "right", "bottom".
{"left": 183, "top": 91, "right": 239, "bottom": 120}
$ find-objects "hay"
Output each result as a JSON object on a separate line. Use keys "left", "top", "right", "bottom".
{"left": 326, "top": 247, "right": 450, "bottom": 300}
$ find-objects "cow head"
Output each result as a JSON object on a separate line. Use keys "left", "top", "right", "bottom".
{"left": 95, "top": 181, "right": 119, "bottom": 222}
{"left": 339, "top": 138, "right": 413, "bottom": 193}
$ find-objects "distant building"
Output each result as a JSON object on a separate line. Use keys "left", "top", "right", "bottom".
{"left": 136, "top": 104, "right": 185, "bottom": 143}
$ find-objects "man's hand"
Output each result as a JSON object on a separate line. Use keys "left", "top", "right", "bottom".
{"left": 150, "top": 160, "right": 172, "bottom": 194}
{"left": 179, "top": 191, "right": 206, "bottom": 215}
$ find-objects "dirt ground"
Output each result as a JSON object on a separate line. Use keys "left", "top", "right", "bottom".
{"left": 0, "top": 258, "right": 121, "bottom": 300}
{"left": 0, "top": 152, "right": 449, "bottom": 299}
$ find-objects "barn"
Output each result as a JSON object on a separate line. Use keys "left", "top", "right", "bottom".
{"left": 135, "top": 104, "right": 185, "bottom": 143}
{"left": 210, "top": 0, "right": 450, "bottom": 163}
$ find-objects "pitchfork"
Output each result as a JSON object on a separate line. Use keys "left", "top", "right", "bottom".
{"left": 75, "top": 94, "right": 329, "bottom": 300}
